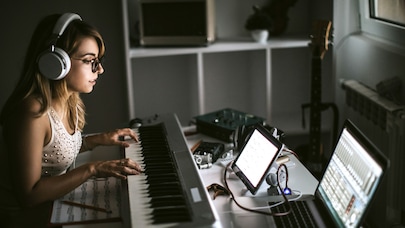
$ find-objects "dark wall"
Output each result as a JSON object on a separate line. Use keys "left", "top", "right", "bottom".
{"left": 0, "top": 0, "right": 129, "bottom": 133}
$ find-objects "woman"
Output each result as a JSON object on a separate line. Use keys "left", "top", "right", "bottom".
{"left": 0, "top": 13, "right": 142, "bottom": 227}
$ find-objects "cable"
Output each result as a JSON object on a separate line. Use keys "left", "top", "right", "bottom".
{"left": 277, "top": 163, "right": 291, "bottom": 195}
{"left": 228, "top": 189, "right": 303, "bottom": 213}
{"left": 282, "top": 147, "right": 299, "bottom": 159}
{"left": 222, "top": 161, "right": 292, "bottom": 217}
{"left": 289, "top": 190, "right": 303, "bottom": 201}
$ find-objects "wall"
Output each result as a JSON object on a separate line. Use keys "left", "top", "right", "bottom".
{"left": 0, "top": 0, "right": 129, "bottom": 133}
{"left": 127, "top": 0, "right": 312, "bottom": 42}
{"left": 0, "top": 0, "right": 334, "bottom": 133}
{"left": 334, "top": 0, "right": 405, "bottom": 227}
{"left": 334, "top": 0, "right": 405, "bottom": 125}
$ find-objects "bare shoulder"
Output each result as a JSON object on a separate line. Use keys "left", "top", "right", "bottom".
{"left": 3, "top": 95, "right": 51, "bottom": 146}
{"left": 20, "top": 96, "right": 45, "bottom": 116}
{"left": 5, "top": 96, "right": 49, "bottom": 131}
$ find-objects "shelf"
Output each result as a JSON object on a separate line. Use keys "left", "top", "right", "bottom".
{"left": 129, "top": 36, "right": 309, "bottom": 58}
{"left": 126, "top": 36, "right": 313, "bottom": 128}
{"left": 122, "top": 0, "right": 334, "bottom": 138}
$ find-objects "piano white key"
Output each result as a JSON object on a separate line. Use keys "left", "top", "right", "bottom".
{"left": 125, "top": 139, "right": 179, "bottom": 228}
{"left": 122, "top": 116, "right": 217, "bottom": 227}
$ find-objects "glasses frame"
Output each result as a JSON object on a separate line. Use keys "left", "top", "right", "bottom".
{"left": 71, "top": 57, "right": 103, "bottom": 73}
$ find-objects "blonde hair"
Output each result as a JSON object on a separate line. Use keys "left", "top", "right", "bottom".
{"left": 0, "top": 14, "right": 105, "bottom": 131}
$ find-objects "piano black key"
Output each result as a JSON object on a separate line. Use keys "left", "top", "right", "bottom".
{"left": 136, "top": 123, "right": 192, "bottom": 224}
{"left": 123, "top": 115, "right": 216, "bottom": 227}
{"left": 147, "top": 188, "right": 183, "bottom": 197}
{"left": 149, "top": 195, "right": 186, "bottom": 205}
{"left": 151, "top": 207, "right": 191, "bottom": 224}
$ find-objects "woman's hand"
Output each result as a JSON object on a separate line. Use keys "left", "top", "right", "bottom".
{"left": 92, "top": 158, "right": 142, "bottom": 180}
{"left": 83, "top": 128, "right": 138, "bottom": 150}
{"left": 99, "top": 128, "right": 139, "bottom": 147}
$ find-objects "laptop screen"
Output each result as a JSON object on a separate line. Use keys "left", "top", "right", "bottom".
{"left": 317, "top": 120, "right": 389, "bottom": 228}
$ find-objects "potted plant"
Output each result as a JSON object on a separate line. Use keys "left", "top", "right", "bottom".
{"left": 245, "top": 5, "right": 272, "bottom": 43}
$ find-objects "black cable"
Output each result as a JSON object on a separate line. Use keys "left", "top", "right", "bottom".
{"left": 222, "top": 161, "right": 292, "bottom": 216}
{"left": 277, "top": 163, "right": 291, "bottom": 195}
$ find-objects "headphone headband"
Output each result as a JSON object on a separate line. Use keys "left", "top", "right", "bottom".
{"left": 37, "top": 13, "right": 82, "bottom": 80}
{"left": 53, "top": 13, "right": 82, "bottom": 37}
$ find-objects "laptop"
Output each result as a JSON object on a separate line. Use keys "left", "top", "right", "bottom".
{"left": 270, "top": 119, "right": 390, "bottom": 227}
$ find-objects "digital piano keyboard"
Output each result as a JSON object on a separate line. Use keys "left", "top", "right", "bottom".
{"left": 121, "top": 113, "right": 217, "bottom": 227}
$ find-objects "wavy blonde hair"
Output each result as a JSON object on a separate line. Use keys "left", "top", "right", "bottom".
{"left": 0, "top": 14, "right": 105, "bottom": 131}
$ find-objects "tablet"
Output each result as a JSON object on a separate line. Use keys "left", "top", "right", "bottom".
{"left": 231, "top": 124, "right": 284, "bottom": 195}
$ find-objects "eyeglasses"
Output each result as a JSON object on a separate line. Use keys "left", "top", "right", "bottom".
{"left": 71, "top": 57, "right": 103, "bottom": 73}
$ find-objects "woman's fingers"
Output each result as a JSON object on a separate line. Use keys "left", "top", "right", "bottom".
{"left": 94, "top": 158, "right": 142, "bottom": 179}
{"left": 118, "top": 158, "right": 142, "bottom": 175}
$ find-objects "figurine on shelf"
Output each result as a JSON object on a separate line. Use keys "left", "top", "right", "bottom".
{"left": 245, "top": 5, "right": 272, "bottom": 44}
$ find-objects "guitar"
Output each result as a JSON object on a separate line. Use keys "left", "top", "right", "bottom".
{"left": 298, "top": 20, "right": 336, "bottom": 178}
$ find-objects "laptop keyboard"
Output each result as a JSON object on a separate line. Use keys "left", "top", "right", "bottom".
{"left": 271, "top": 201, "right": 318, "bottom": 228}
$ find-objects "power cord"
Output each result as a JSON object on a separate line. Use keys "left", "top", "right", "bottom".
{"left": 222, "top": 161, "right": 292, "bottom": 216}
{"left": 251, "top": 190, "right": 302, "bottom": 210}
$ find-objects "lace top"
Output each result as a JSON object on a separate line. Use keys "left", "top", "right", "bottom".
{"left": 42, "top": 108, "right": 81, "bottom": 176}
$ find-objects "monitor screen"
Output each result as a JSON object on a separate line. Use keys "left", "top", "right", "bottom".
{"left": 318, "top": 120, "right": 388, "bottom": 227}
{"left": 141, "top": 1, "right": 206, "bottom": 36}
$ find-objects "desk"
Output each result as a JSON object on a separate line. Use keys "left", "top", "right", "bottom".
{"left": 185, "top": 133, "right": 318, "bottom": 228}
{"left": 62, "top": 131, "right": 318, "bottom": 228}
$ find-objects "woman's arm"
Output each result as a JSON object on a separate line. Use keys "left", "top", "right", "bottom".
{"left": 3, "top": 99, "right": 79, "bottom": 207}
{"left": 19, "top": 157, "right": 140, "bottom": 207}
{"left": 81, "top": 128, "right": 138, "bottom": 152}
{"left": 3, "top": 100, "right": 141, "bottom": 208}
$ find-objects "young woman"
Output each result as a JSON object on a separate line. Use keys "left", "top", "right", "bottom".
{"left": 0, "top": 13, "right": 142, "bottom": 227}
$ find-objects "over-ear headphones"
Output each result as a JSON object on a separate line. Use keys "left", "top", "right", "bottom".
{"left": 266, "top": 172, "right": 278, "bottom": 186}
{"left": 37, "top": 13, "right": 82, "bottom": 80}
{"left": 266, "top": 164, "right": 291, "bottom": 195}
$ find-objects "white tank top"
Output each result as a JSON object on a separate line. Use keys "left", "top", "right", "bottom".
{"left": 42, "top": 108, "right": 81, "bottom": 176}
{"left": 0, "top": 108, "right": 82, "bottom": 209}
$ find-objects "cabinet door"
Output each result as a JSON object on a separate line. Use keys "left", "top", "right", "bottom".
{"left": 130, "top": 54, "right": 199, "bottom": 125}
{"left": 203, "top": 50, "right": 268, "bottom": 118}
{"left": 271, "top": 47, "right": 311, "bottom": 133}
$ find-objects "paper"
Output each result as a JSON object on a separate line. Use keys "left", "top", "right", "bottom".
{"left": 50, "top": 177, "right": 121, "bottom": 225}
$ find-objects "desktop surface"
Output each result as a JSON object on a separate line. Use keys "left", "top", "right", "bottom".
{"left": 63, "top": 130, "right": 318, "bottom": 228}
{"left": 186, "top": 132, "right": 318, "bottom": 228}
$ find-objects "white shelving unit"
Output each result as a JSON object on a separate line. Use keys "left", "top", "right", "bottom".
{"left": 128, "top": 38, "right": 308, "bottom": 57}
{"left": 127, "top": 38, "right": 311, "bottom": 132}
{"left": 121, "top": 0, "right": 319, "bottom": 134}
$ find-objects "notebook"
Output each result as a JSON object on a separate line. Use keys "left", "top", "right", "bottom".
{"left": 271, "top": 119, "right": 389, "bottom": 228}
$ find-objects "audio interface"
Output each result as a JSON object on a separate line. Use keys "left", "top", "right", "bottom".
{"left": 194, "top": 108, "right": 265, "bottom": 142}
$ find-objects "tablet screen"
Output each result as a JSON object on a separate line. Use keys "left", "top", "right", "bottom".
{"left": 232, "top": 124, "right": 283, "bottom": 195}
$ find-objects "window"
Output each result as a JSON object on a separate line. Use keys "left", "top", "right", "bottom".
{"left": 359, "top": 0, "right": 405, "bottom": 47}
{"left": 370, "top": 0, "right": 405, "bottom": 27}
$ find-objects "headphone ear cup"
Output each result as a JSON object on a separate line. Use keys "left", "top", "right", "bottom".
{"left": 266, "top": 173, "right": 278, "bottom": 187}
{"left": 37, "top": 47, "right": 71, "bottom": 80}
